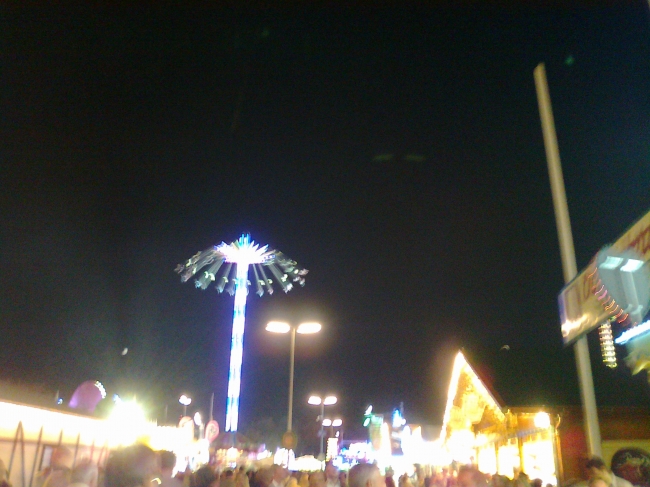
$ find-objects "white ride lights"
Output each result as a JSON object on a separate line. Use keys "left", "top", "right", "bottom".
{"left": 587, "top": 245, "right": 650, "bottom": 377}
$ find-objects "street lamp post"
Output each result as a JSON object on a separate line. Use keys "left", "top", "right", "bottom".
{"left": 534, "top": 63, "right": 601, "bottom": 456}
{"left": 179, "top": 394, "right": 192, "bottom": 417}
{"left": 266, "top": 321, "right": 322, "bottom": 432}
{"left": 308, "top": 395, "right": 337, "bottom": 459}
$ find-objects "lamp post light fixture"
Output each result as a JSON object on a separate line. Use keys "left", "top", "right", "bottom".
{"left": 322, "top": 418, "right": 343, "bottom": 428}
{"left": 179, "top": 394, "right": 192, "bottom": 417}
{"left": 266, "top": 321, "right": 322, "bottom": 432}
{"left": 322, "top": 418, "right": 343, "bottom": 439}
{"left": 308, "top": 395, "right": 337, "bottom": 459}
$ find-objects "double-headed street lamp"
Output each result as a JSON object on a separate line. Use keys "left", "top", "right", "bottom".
{"left": 322, "top": 418, "right": 343, "bottom": 429}
{"left": 308, "top": 394, "right": 337, "bottom": 459}
{"left": 322, "top": 418, "right": 343, "bottom": 440}
{"left": 266, "top": 321, "right": 322, "bottom": 432}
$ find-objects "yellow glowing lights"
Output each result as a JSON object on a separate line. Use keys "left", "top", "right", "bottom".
{"left": 108, "top": 400, "right": 149, "bottom": 446}
{"left": 297, "top": 322, "right": 322, "bottom": 334}
{"left": 561, "top": 316, "right": 588, "bottom": 338}
{"left": 308, "top": 395, "right": 337, "bottom": 406}
{"left": 266, "top": 321, "right": 322, "bottom": 334}
{"left": 322, "top": 418, "right": 342, "bottom": 427}
{"left": 326, "top": 437, "right": 339, "bottom": 461}
{"left": 533, "top": 412, "right": 551, "bottom": 429}
{"left": 599, "top": 323, "right": 617, "bottom": 368}
{"left": 266, "top": 321, "right": 291, "bottom": 333}
{"left": 441, "top": 351, "right": 505, "bottom": 441}
{"left": 0, "top": 399, "right": 160, "bottom": 450}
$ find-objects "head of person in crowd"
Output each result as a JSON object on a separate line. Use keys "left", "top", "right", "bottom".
{"left": 190, "top": 466, "right": 217, "bottom": 487}
{"left": 325, "top": 464, "right": 340, "bottom": 486}
{"left": 586, "top": 457, "right": 612, "bottom": 483}
{"left": 0, "top": 459, "right": 11, "bottom": 487}
{"left": 236, "top": 467, "right": 250, "bottom": 487}
{"left": 221, "top": 470, "right": 236, "bottom": 487}
{"left": 270, "top": 466, "right": 288, "bottom": 487}
{"left": 158, "top": 452, "right": 176, "bottom": 478}
{"left": 456, "top": 466, "right": 488, "bottom": 487}
{"left": 252, "top": 468, "right": 274, "bottom": 487}
{"left": 51, "top": 447, "right": 74, "bottom": 472}
{"left": 512, "top": 472, "right": 529, "bottom": 487}
{"left": 298, "top": 473, "right": 309, "bottom": 487}
{"left": 105, "top": 444, "right": 160, "bottom": 487}
{"left": 42, "top": 447, "right": 74, "bottom": 487}
{"left": 348, "top": 463, "right": 385, "bottom": 487}
{"left": 70, "top": 460, "right": 99, "bottom": 487}
{"left": 491, "top": 475, "right": 512, "bottom": 487}
{"left": 309, "top": 471, "right": 326, "bottom": 487}
{"left": 399, "top": 475, "right": 413, "bottom": 487}
{"left": 586, "top": 456, "right": 635, "bottom": 487}
{"left": 588, "top": 478, "right": 608, "bottom": 487}
{"left": 0, "top": 460, "right": 8, "bottom": 482}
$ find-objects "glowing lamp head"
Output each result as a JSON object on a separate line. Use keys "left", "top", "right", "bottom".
{"left": 194, "top": 412, "right": 203, "bottom": 426}
{"left": 322, "top": 419, "right": 332, "bottom": 427}
{"left": 332, "top": 419, "right": 343, "bottom": 427}
{"left": 179, "top": 395, "right": 192, "bottom": 406}
{"left": 308, "top": 396, "right": 322, "bottom": 406}
{"left": 297, "top": 322, "right": 322, "bottom": 334}
{"left": 324, "top": 396, "right": 337, "bottom": 406}
{"left": 266, "top": 321, "right": 291, "bottom": 334}
{"left": 309, "top": 395, "right": 337, "bottom": 406}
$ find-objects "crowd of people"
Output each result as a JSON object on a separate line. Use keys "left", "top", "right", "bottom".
{"left": 0, "top": 445, "right": 385, "bottom": 487}
{"left": 0, "top": 444, "right": 635, "bottom": 487}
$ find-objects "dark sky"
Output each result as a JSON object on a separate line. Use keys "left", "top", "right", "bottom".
{"left": 3, "top": 2, "right": 650, "bottom": 452}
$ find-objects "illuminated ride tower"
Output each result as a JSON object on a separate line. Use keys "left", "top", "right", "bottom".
{"left": 176, "top": 234, "right": 307, "bottom": 433}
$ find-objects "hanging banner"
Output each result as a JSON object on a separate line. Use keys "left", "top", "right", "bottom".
{"left": 560, "top": 208, "right": 650, "bottom": 344}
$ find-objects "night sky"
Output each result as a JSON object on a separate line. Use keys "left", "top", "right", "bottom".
{"left": 3, "top": 2, "right": 650, "bottom": 452}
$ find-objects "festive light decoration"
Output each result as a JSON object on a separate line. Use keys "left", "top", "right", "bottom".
{"left": 176, "top": 234, "right": 307, "bottom": 432}
{"left": 587, "top": 247, "right": 650, "bottom": 369}
{"left": 587, "top": 263, "right": 629, "bottom": 326}
{"left": 615, "top": 319, "right": 650, "bottom": 345}
{"left": 95, "top": 381, "right": 107, "bottom": 399}
{"left": 440, "top": 351, "right": 505, "bottom": 441}
{"left": 599, "top": 322, "right": 617, "bottom": 368}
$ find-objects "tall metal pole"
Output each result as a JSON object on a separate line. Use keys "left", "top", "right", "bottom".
{"left": 534, "top": 62, "right": 602, "bottom": 458}
{"left": 209, "top": 393, "right": 214, "bottom": 422}
{"left": 288, "top": 326, "right": 297, "bottom": 431}
{"left": 319, "top": 403, "right": 325, "bottom": 459}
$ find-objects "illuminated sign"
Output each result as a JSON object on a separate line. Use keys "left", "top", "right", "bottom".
{"left": 559, "top": 208, "right": 650, "bottom": 344}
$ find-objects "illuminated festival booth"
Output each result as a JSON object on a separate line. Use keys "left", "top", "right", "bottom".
{"left": 441, "top": 351, "right": 650, "bottom": 485}
{"left": 440, "top": 352, "right": 564, "bottom": 484}
{"left": 0, "top": 398, "right": 206, "bottom": 487}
